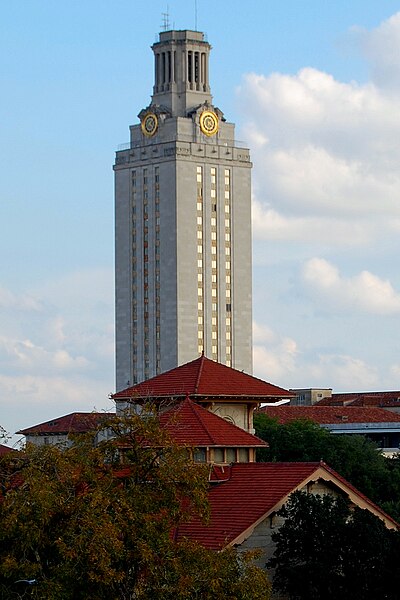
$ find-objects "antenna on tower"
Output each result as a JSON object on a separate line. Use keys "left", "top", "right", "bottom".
{"left": 161, "top": 5, "right": 170, "bottom": 31}
{"left": 194, "top": 0, "right": 198, "bottom": 30}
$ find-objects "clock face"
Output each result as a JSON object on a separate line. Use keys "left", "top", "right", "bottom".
{"left": 199, "top": 110, "right": 219, "bottom": 136}
{"left": 141, "top": 113, "right": 158, "bottom": 137}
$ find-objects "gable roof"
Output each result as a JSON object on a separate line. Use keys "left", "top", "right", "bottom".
{"left": 259, "top": 405, "right": 400, "bottom": 425}
{"left": 17, "top": 412, "right": 108, "bottom": 436}
{"left": 317, "top": 391, "right": 400, "bottom": 408}
{"left": 160, "top": 398, "right": 267, "bottom": 448}
{"left": 113, "top": 355, "right": 294, "bottom": 401}
{"left": 175, "top": 462, "right": 399, "bottom": 550}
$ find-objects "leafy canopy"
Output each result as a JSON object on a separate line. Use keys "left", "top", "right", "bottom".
{"left": 0, "top": 412, "right": 271, "bottom": 600}
{"left": 254, "top": 412, "right": 400, "bottom": 520}
{"left": 269, "top": 491, "right": 400, "bottom": 600}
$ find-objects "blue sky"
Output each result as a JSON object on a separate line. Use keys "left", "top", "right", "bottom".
{"left": 1, "top": 1, "right": 400, "bottom": 442}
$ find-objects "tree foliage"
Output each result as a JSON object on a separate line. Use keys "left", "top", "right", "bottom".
{"left": 269, "top": 491, "right": 400, "bottom": 600}
{"left": 254, "top": 413, "right": 400, "bottom": 520}
{"left": 0, "top": 413, "right": 271, "bottom": 600}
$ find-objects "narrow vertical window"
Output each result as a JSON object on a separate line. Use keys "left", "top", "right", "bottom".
{"left": 197, "top": 166, "right": 204, "bottom": 354}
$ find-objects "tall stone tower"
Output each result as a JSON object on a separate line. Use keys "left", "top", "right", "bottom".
{"left": 114, "top": 30, "right": 252, "bottom": 390}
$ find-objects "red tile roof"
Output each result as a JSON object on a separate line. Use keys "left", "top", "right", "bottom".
{"left": 258, "top": 405, "right": 400, "bottom": 424}
{"left": 175, "top": 462, "right": 399, "bottom": 549}
{"left": 113, "top": 355, "right": 294, "bottom": 401}
{"left": 317, "top": 391, "right": 400, "bottom": 407}
{"left": 17, "top": 412, "right": 109, "bottom": 436}
{"left": 0, "top": 444, "right": 14, "bottom": 456}
{"left": 160, "top": 398, "right": 267, "bottom": 448}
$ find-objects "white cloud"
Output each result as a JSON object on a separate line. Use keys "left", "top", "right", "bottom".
{"left": 238, "top": 14, "right": 400, "bottom": 260}
{"left": 0, "top": 373, "right": 113, "bottom": 437}
{"left": 0, "top": 286, "right": 43, "bottom": 312}
{"left": 350, "top": 12, "right": 400, "bottom": 90}
{"left": 0, "top": 269, "right": 114, "bottom": 439}
{"left": 253, "top": 322, "right": 380, "bottom": 392}
{"left": 253, "top": 321, "right": 298, "bottom": 381}
{"left": 302, "top": 258, "right": 400, "bottom": 315}
{"left": 307, "top": 354, "right": 379, "bottom": 390}
{"left": 252, "top": 201, "right": 372, "bottom": 245}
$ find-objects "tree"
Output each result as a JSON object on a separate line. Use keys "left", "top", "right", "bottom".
{"left": 269, "top": 491, "right": 400, "bottom": 600}
{"left": 0, "top": 412, "right": 271, "bottom": 600}
{"left": 254, "top": 413, "right": 400, "bottom": 519}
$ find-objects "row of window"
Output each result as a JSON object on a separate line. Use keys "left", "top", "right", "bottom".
{"left": 193, "top": 447, "right": 250, "bottom": 464}
{"left": 131, "top": 166, "right": 161, "bottom": 381}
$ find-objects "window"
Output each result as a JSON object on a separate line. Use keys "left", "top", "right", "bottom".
{"left": 214, "top": 448, "right": 224, "bottom": 463}
{"left": 193, "top": 448, "right": 206, "bottom": 463}
{"left": 226, "top": 448, "right": 236, "bottom": 463}
{"left": 239, "top": 448, "right": 249, "bottom": 463}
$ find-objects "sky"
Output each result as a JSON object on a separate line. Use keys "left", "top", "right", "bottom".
{"left": 1, "top": 1, "right": 400, "bottom": 443}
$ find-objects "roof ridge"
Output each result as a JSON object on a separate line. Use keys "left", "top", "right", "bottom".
{"left": 189, "top": 399, "right": 216, "bottom": 444}
{"left": 194, "top": 354, "right": 206, "bottom": 394}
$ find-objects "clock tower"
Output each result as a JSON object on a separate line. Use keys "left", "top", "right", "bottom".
{"left": 114, "top": 30, "right": 252, "bottom": 389}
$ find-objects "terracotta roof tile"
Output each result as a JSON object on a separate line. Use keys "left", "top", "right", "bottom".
{"left": 113, "top": 355, "right": 294, "bottom": 401}
{"left": 176, "top": 462, "right": 399, "bottom": 549}
{"left": 258, "top": 405, "right": 400, "bottom": 424}
{"left": 176, "top": 462, "right": 324, "bottom": 549}
{"left": 160, "top": 398, "right": 267, "bottom": 447}
{"left": 17, "top": 412, "right": 108, "bottom": 436}
{"left": 317, "top": 391, "right": 400, "bottom": 407}
{"left": 0, "top": 444, "right": 14, "bottom": 456}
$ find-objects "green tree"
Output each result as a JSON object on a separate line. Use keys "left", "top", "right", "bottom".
{"left": 269, "top": 491, "right": 400, "bottom": 600}
{"left": 0, "top": 412, "right": 271, "bottom": 600}
{"left": 254, "top": 413, "right": 400, "bottom": 519}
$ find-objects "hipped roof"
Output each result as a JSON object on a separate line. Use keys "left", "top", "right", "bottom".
{"left": 113, "top": 355, "right": 294, "bottom": 401}
{"left": 160, "top": 398, "right": 267, "bottom": 448}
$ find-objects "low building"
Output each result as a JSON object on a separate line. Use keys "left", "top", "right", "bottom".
{"left": 317, "top": 390, "right": 400, "bottom": 413}
{"left": 17, "top": 412, "right": 110, "bottom": 447}
{"left": 259, "top": 405, "right": 400, "bottom": 454}
{"left": 289, "top": 388, "right": 332, "bottom": 405}
{"left": 175, "top": 461, "right": 398, "bottom": 569}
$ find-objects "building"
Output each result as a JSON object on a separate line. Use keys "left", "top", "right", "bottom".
{"left": 289, "top": 388, "right": 332, "bottom": 405}
{"left": 112, "top": 354, "right": 294, "bottom": 434}
{"left": 114, "top": 29, "right": 253, "bottom": 390}
{"left": 17, "top": 412, "right": 110, "bottom": 447}
{"left": 0, "top": 444, "right": 13, "bottom": 456}
{"left": 258, "top": 405, "right": 400, "bottom": 455}
{"left": 175, "top": 461, "right": 398, "bottom": 569}
{"left": 316, "top": 390, "right": 400, "bottom": 413}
